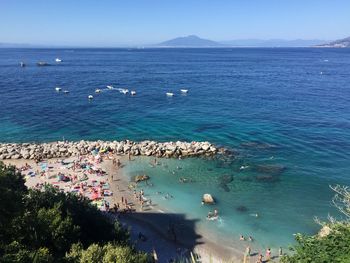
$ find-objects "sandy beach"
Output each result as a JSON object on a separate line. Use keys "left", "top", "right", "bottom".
{"left": 4, "top": 153, "right": 279, "bottom": 263}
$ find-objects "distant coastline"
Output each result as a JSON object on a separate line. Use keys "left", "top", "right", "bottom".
{"left": 0, "top": 35, "right": 332, "bottom": 48}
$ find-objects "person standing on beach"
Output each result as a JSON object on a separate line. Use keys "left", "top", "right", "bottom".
{"left": 265, "top": 248, "right": 271, "bottom": 261}
{"left": 256, "top": 253, "right": 263, "bottom": 263}
{"left": 279, "top": 247, "right": 283, "bottom": 257}
{"left": 243, "top": 246, "right": 251, "bottom": 263}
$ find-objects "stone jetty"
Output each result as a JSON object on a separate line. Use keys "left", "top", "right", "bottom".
{"left": 0, "top": 140, "right": 223, "bottom": 160}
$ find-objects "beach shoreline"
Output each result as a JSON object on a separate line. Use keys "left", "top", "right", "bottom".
{"left": 3, "top": 152, "right": 279, "bottom": 263}
{"left": 103, "top": 157, "right": 245, "bottom": 262}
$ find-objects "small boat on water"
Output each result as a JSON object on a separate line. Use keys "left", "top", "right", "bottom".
{"left": 55, "top": 87, "right": 62, "bottom": 92}
{"left": 63, "top": 90, "right": 69, "bottom": 94}
{"left": 166, "top": 92, "right": 174, "bottom": 97}
{"left": 20, "top": 62, "right": 26, "bottom": 67}
{"left": 95, "top": 89, "right": 101, "bottom": 93}
{"left": 180, "top": 89, "right": 188, "bottom": 93}
{"left": 120, "top": 89, "right": 129, "bottom": 94}
{"left": 131, "top": 91, "right": 136, "bottom": 96}
{"left": 55, "top": 58, "right": 62, "bottom": 63}
{"left": 88, "top": 95, "right": 94, "bottom": 100}
{"left": 107, "top": 85, "right": 114, "bottom": 90}
{"left": 37, "top": 61, "right": 49, "bottom": 66}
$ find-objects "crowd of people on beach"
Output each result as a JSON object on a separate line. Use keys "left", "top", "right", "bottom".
{"left": 243, "top": 245, "right": 283, "bottom": 263}
{"left": 14, "top": 149, "right": 286, "bottom": 263}
{"left": 18, "top": 151, "right": 117, "bottom": 213}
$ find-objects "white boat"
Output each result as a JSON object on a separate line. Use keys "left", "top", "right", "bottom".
{"left": 120, "top": 89, "right": 129, "bottom": 94}
{"left": 55, "top": 87, "right": 62, "bottom": 92}
{"left": 63, "top": 90, "right": 69, "bottom": 94}
{"left": 88, "top": 95, "right": 94, "bottom": 99}
{"left": 37, "top": 61, "right": 49, "bottom": 66}
{"left": 107, "top": 85, "right": 114, "bottom": 90}
{"left": 20, "top": 62, "right": 26, "bottom": 67}
{"left": 166, "top": 92, "right": 174, "bottom": 97}
{"left": 95, "top": 89, "right": 101, "bottom": 93}
{"left": 55, "top": 58, "right": 62, "bottom": 63}
{"left": 131, "top": 91, "right": 136, "bottom": 96}
{"left": 180, "top": 89, "right": 188, "bottom": 93}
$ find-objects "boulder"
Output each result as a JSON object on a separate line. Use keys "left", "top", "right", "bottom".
{"left": 134, "top": 175, "right": 150, "bottom": 183}
{"left": 202, "top": 193, "right": 215, "bottom": 204}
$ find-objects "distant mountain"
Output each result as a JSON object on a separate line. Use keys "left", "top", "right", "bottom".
{"left": 155, "top": 36, "right": 328, "bottom": 48}
{"left": 0, "top": 42, "right": 35, "bottom": 48}
{"left": 157, "top": 35, "right": 223, "bottom": 47}
{"left": 315, "top": 36, "right": 350, "bottom": 48}
{"left": 220, "top": 39, "right": 327, "bottom": 47}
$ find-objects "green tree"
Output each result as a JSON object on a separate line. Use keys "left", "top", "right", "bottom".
{"left": 102, "top": 243, "right": 149, "bottom": 263}
{"left": 0, "top": 161, "right": 145, "bottom": 262}
{"left": 65, "top": 243, "right": 149, "bottom": 263}
{"left": 0, "top": 163, "right": 27, "bottom": 245}
{"left": 282, "top": 185, "right": 350, "bottom": 263}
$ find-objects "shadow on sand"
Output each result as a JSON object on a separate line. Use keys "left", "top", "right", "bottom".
{"left": 119, "top": 212, "right": 203, "bottom": 261}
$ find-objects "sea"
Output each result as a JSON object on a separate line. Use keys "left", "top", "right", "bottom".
{"left": 0, "top": 48, "right": 349, "bottom": 251}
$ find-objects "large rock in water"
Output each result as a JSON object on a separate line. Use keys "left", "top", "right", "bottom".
{"left": 134, "top": 175, "right": 150, "bottom": 183}
{"left": 202, "top": 193, "right": 215, "bottom": 204}
{"left": 219, "top": 174, "right": 234, "bottom": 184}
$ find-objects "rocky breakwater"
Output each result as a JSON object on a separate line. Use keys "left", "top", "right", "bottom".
{"left": 0, "top": 140, "right": 223, "bottom": 160}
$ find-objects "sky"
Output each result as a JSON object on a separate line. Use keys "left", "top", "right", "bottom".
{"left": 0, "top": 0, "right": 349, "bottom": 46}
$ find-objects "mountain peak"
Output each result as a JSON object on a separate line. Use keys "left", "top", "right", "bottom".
{"left": 157, "top": 35, "right": 222, "bottom": 47}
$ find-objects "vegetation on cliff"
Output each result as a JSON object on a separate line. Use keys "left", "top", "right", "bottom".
{"left": 0, "top": 161, "right": 149, "bottom": 262}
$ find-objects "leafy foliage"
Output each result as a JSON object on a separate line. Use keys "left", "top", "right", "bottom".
{"left": 65, "top": 242, "right": 149, "bottom": 263}
{"left": 282, "top": 184, "right": 350, "bottom": 263}
{"left": 0, "top": 163, "right": 27, "bottom": 245}
{"left": 0, "top": 162, "right": 148, "bottom": 262}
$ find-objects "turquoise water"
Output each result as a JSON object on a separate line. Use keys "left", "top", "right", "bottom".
{"left": 122, "top": 155, "right": 339, "bottom": 250}
{"left": 0, "top": 48, "right": 350, "bottom": 248}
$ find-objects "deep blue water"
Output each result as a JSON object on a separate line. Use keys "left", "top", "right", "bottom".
{"left": 1, "top": 48, "right": 349, "bottom": 250}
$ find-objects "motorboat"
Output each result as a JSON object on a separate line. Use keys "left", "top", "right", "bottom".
{"left": 37, "top": 61, "right": 49, "bottom": 66}
{"left": 180, "top": 89, "right": 188, "bottom": 93}
{"left": 95, "top": 89, "right": 101, "bottom": 93}
{"left": 55, "top": 87, "right": 62, "bottom": 92}
{"left": 131, "top": 90, "right": 136, "bottom": 95}
{"left": 106, "top": 85, "right": 114, "bottom": 89}
{"left": 88, "top": 95, "right": 94, "bottom": 99}
{"left": 55, "top": 58, "right": 62, "bottom": 63}
{"left": 20, "top": 62, "right": 26, "bottom": 67}
{"left": 166, "top": 92, "right": 174, "bottom": 97}
{"left": 120, "top": 89, "right": 129, "bottom": 94}
{"left": 63, "top": 90, "right": 69, "bottom": 94}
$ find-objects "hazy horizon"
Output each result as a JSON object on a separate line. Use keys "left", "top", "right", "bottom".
{"left": 0, "top": 0, "right": 349, "bottom": 46}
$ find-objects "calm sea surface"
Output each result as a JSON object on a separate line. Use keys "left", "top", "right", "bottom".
{"left": 1, "top": 48, "right": 349, "bottom": 250}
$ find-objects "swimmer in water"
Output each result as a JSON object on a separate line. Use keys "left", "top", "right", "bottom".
{"left": 240, "top": 235, "right": 245, "bottom": 241}
{"left": 213, "top": 209, "right": 218, "bottom": 217}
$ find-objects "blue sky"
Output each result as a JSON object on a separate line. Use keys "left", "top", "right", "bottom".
{"left": 0, "top": 0, "right": 349, "bottom": 46}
